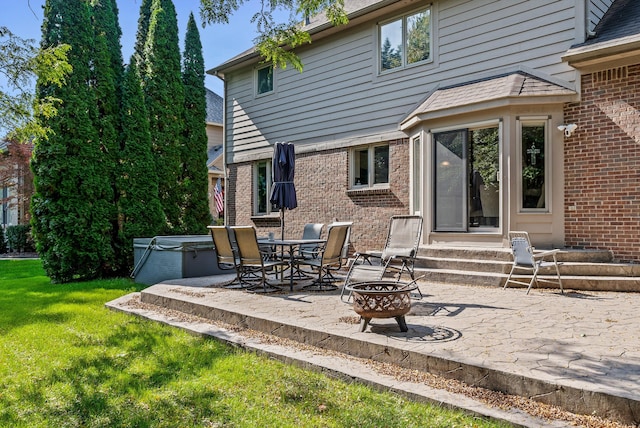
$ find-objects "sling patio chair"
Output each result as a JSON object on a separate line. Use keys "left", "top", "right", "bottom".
{"left": 503, "top": 231, "right": 563, "bottom": 294}
{"left": 298, "top": 223, "right": 350, "bottom": 291}
{"left": 287, "top": 223, "right": 324, "bottom": 280}
{"left": 359, "top": 215, "right": 423, "bottom": 280}
{"left": 340, "top": 215, "right": 423, "bottom": 302}
{"left": 232, "top": 226, "right": 287, "bottom": 293}
{"left": 207, "top": 225, "right": 243, "bottom": 288}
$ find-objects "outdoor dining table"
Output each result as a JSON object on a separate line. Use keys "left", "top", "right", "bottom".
{"left": 258, "top": 238, "right": 326, "bottom": 291}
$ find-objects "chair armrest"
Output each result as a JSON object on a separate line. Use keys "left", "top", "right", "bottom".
{"left": 355, "top": 251, "right": 382, "bottom": 265}
{"left": 533, "top": 249, "right": 560, "bottom": 260}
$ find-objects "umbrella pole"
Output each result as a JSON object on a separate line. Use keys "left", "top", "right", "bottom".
{"left": 280, "top": 208, "right": 285, "bottom": 241}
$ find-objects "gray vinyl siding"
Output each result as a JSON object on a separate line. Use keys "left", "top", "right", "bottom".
{"left": 224, "top": 0, "right": 579, "bottom": 163}
{"left": 588, "top": 0, "right": 613, "bottom": 33}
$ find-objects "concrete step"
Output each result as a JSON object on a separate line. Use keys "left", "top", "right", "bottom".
{"left": 414, "top": 267, "right": 640, "bottom": 291}
{"left": 408, "top": 246, "right": 639, "bottom": 292}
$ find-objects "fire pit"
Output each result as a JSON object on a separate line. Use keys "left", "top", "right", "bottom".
{"left": 344, "top": 281, "right": 419, "bottom": 332}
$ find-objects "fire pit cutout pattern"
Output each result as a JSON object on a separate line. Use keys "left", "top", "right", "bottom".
{"left": 345, "top": 281, "right": 419, "bottom": 332}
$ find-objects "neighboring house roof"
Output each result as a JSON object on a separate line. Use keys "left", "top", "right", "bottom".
{"left": 563, "top": 0, "right": 640, "bottom": 68}
{"left": 207, "top": 144, "right": 223, "bottom": 176}
{"left": 205, "top": 88, "right": 223, "bottom": 125}
{"left": 401, "top": 72, "right": 576, "bottom": 130}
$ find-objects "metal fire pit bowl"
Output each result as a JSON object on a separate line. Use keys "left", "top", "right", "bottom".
{"left": 345, "top": 281, "right": 419, "bottom": 332}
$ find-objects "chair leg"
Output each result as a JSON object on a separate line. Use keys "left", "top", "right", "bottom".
{"left": 504, "top": 265, "right": 517, "bottom": 289}
{"left": 554, "top": 258, "right": 563, "bottom": 294}
{"left": 526, "top": 266, "right": 540, "bottom": 294}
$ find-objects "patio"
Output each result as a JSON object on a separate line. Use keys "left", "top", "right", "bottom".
{"left": 108, "top": 275, "right": 640, "bottom": 427}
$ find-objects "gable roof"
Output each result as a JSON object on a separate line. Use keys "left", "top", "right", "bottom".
{"left": 563, "top": 0, "right": 640, "bottom": 68}
{"left": 401, "top": 72, "right": 576, "bottom": 130}
{"left": 205, "top": 88, "right": 223, "bottom": 125}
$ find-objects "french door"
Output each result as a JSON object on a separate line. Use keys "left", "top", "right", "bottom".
{"left": 433, "top": 126, "right": 500, "bottom": 231}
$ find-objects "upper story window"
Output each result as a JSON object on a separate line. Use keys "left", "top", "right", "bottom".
{"left": 256, "top": 64, "right": 274, "bottom": 95}
{"left": 379, "top": 7, "right": 431, "bottom": 73}
{"left": 255, "top": 160, "right": 276, "bottom": 215}
{"left": 351, "top": 144, "right": 389, "bottom": 189}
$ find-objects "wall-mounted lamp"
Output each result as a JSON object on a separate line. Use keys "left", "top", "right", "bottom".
{"left": 557, "top": 123, "right": 577, "bottom": 137}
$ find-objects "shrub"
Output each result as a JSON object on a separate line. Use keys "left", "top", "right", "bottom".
{"left": 6, "top": 225, "right": 34, "bottom": 253}
{"left": 0, "top": 227, "right": 6, "bottom": 253}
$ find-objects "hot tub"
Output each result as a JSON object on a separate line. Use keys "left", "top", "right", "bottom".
{"left": 132, "top": 235, "right": 225, "bottom": 285}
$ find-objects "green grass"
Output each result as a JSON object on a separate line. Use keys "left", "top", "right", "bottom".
{"left": 0, "top": 259, "right": 512, "bottom": 427}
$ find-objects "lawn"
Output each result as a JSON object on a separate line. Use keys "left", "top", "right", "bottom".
{"left": 0, "top": 259, "right": 511, "bottom": 427}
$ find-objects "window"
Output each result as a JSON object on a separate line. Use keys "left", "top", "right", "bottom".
{"left": 379, "top": 7, "right": 431, "bottom": 73}
{"left": 255, "top": 160, "right": 276, "bottom": 215}
{"left": 256, "top": 64, "right": 273, "bottom": 95}
{"left": 520, "top": 121, "right": 547, "bottom": 210}
{"left": 351, "top": 144, "right": 389, "bottom": 188}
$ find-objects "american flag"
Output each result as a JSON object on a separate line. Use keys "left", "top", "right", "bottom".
{"left": 214, "top": 178, "right": 224, "bottom": 214}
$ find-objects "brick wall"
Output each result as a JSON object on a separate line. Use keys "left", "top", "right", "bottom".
{"left": 227, "top": 139, "right": 411, "bottom": 254}
{"left": 564, "top": 64, "right": 640, "bottom": 262}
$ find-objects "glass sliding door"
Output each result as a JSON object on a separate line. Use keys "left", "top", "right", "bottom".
{"left": 434, "top": 130, "right": 467, "bottom": 231}
{"left": 433, "top": 125, "right": 500, "bottom": 232}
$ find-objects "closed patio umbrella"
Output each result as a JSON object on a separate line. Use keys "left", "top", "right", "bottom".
{"left": 270, "top": 142, "right": 297, "bottom": 240}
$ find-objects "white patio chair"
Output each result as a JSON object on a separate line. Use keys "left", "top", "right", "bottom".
{"left": 503, "top": 231, "right": 563, "bottom": 294}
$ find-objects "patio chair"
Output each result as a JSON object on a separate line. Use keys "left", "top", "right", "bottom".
{"left": 323, "top": 221, "right": 353, "bottom": 282}
{"left": 287, "top": 223, "right": 324, "bottom": 279}
{"left": 207, "top": 225, "right": 243, "bottom": 288}
{"left": 359, "top": 215, "right": 423, "bottom": 280}
{"left": 299, "top": 223, "right": 350, "bottom": 291}
{"left": 232, "top": 226, "right": 287, "bottom": 293}
{"left": 340, "top": 215, "right": 423, "bottom": 302}
{"left": 503, "top": 231, "right": 563, "bottom": 294}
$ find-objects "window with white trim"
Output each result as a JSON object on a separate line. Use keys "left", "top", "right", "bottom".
{"left": 256, "top": 64, "right": 274, "bottom": 95}
{"left": 351, "top": 144, "right": 389, "bottom": 188}
{"left": 254, "top": 160, "right": 275, "bottom": 215}
{"left": 519, "top": 120, "right": 548, "bottom": 210}
{"left": 379, "top": 7, "right": 431, "bottom": 73}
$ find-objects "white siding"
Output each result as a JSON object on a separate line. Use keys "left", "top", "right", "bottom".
{"left": 588, "top": 0, "right": 613, "bottom": 33}
{"left": 225, "top": 0, "right": 579, "bottom": 163}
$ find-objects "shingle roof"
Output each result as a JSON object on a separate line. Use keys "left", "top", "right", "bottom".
{"left": 579, "top": 0, "right": 640, "bottom": 48}
{"left": 205, "top": 88, "right": 223, "bottom": 124}
{"left": 401, "top": 72, "right": 576, "bottom": 129}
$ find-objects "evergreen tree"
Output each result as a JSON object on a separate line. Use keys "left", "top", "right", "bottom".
{"left": 118, "top": 60, "right": 164, "bottom": 269}
{"left": 181, "top": 12, "right": 211, "bottom": 233}
{"left": 133, "top": 0, "right": 153, "bottom": 71}
{"left": 142, "top": 0, "right": 184, "bottom": 233}
{"left": 91, "top": 0, "right": 125, "bottom": 273}
{"left": 31, "top": 0, "right": 115, "bottom": 282}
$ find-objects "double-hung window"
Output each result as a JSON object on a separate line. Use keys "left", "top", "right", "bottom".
{"left": 379, "top": 7, "right": 431, "bottom": 73}
{"left": 255, "top": 160, "right": 275, "bottom": 215}
{"left": 351, "top": 144, "right": 389, "bottom": 188}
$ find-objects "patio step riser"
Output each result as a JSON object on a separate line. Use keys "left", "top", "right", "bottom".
{"left": 416, "top": 259, "right": 640, "bottom": 277}
{"left": 415, "top": 269, "right": 640, "bottom": 291}
{"left": 416, "top": 247, "right": 614, "bottom": 263}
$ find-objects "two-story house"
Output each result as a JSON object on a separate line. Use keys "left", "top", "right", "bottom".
{"left": 209, "top": 0, "right": 640, "bottom": 262}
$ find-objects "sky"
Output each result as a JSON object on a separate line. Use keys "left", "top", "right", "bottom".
{"left": 1, "top": 0, "right": 274, "bottom": 96}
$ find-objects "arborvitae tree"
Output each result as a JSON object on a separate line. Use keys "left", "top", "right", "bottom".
{"left": 118, "top": 60, "right": 164, "bottom": 269}
{"left": 31, "top": 0, "right": 115, "bottom": 282}
{"left": 181, "top": 12, "right": 211, "bottom": 233}
{"left": 133, "top": 0, "right": 153, "bottom": 71}
{"left": 142, "top": 0, "right": 185, "bottom": 233}
{"left": 91, "top": 0, "right": 125, "bottom": 273}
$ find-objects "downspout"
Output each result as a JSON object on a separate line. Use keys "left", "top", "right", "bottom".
{"left": 585, "top": 0, "right": 597, "bottom": 38}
